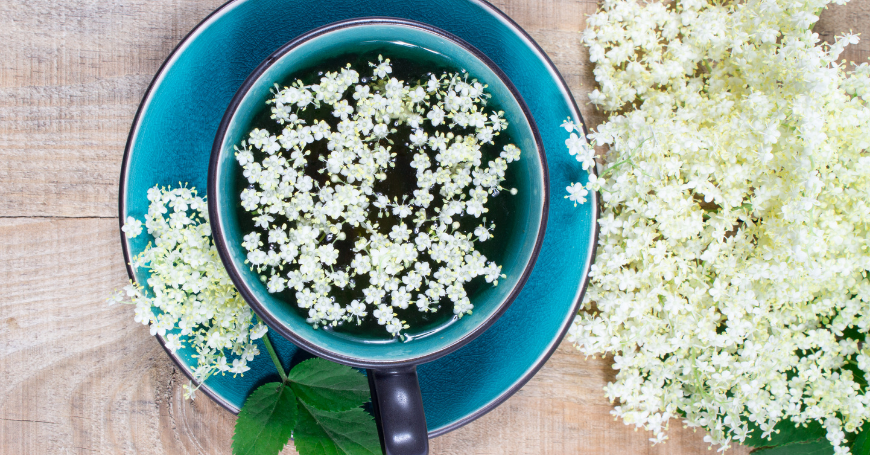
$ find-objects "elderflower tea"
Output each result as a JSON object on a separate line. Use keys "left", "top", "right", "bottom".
{"left": 233, "top": 48, "right": 522, "bottom": 341}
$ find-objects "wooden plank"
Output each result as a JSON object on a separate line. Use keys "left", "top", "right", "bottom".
{"left": 0, "top": 0, "right": 227, "bottom": 218}
{"left": 817, "top": 0, "right": 870, "bottom": 66}
{"left": 0, "top": 217, "right": 247, "bottom": 454}
{"left": 1, "top": 0, "right": 866, "bottom": 217}
{"left": 0, "top": 217, "right": 753, "bottom": 453}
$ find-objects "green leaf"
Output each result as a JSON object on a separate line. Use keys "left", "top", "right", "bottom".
{"left": 853, "top": 432, "right": 870, "bottom": 455}
{"left": 751, "top": 440, "right": 833, "bottom": 455}
{"left": 287, "top": 358, "right": 371, "bottom": 412}
{"left": 744, "top": 419, "right": 827, "bottom": 448}
{"left": 294, "top": 401, "right": 382, "bottom": 455}
{"left": 850, "top": 419, "right": 870, "bottom": 455}
{"left": 232, "top": 382, "right": 298, "bottom": 455}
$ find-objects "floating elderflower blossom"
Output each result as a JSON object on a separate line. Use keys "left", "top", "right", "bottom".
{"left": 112, "top": 186, "right": 267, "bottom": 398}
{"left": 566, "top": 0, "right": 870, "bottom": 453}
{"left": 236, "top": 56, "right": 517, "bottom": 338}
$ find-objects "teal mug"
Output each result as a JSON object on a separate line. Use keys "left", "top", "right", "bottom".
{"left": 208, "top": 18, "right": 548, "bottom": 455}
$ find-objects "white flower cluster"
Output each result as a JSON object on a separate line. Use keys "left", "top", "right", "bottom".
{"left": 562, "top": 120, "right": 601, "bottom": 206}
{"left": 112, "top": 186, "right": 267, "bottom": 397}
{"left": 237, "top": 56, "right": 516, "bottom": 338}
{"left": 568, "top": 0, "right": 870, "bottom": 452}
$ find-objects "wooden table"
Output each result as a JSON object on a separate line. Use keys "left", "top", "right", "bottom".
{"left": 1, "top": 0, "right": 867, "bottom": 453}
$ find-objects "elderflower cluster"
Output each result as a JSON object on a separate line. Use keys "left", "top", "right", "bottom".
{"left": 567, "top": 0, "right": 870, "bottom": 453}
{"left": 112, "top": 186, "right": 267, "bottom": 397}
{"left": 237, "top": 56, "right": 516, "bottom": 338}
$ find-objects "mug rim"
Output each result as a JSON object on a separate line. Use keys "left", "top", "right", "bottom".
{"left": 208, "top": 16, "right": 550, "bottom": 368}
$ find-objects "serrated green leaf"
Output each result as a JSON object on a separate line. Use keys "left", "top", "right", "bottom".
{"left": 287, "top": 358, "right": 371, "bottom": 412}
{"left": 232, "top": 382, "right": 298, "bottom": 455}
{"left": 752, "top": 439, "right": 833, "bottom": 455}
{"left": 293, "top": 407, "right": 343, "bottom": 455}
{"left": 744, "top": 419, "right": 827, "bottom": 448}
{"left": 294, "top": 401, "right": 382, "bottom": 455}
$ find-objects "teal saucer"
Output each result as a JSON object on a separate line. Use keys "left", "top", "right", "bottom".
{"left": 119, "top": 0, "right": 597, "bottom": 437}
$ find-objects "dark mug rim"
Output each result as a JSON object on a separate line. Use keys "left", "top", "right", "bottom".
{"left": 208, "top": 16, "right": 549, "bottom": 369}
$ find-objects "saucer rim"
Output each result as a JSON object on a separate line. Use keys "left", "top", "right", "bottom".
{"left": 117, "top": 0, "right": 599, "bottom": 437}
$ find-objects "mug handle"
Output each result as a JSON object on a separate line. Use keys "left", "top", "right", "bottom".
{"left": 367, "top": 366, "right": 429, "bottom": 455}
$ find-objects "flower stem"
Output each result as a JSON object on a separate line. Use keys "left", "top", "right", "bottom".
{"left": 260, "top": 327, "right": 288, "bottom": 384}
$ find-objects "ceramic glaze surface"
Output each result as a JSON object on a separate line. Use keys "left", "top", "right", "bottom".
{"left": 120, "top": 0, "right": 596, "bottom": 436}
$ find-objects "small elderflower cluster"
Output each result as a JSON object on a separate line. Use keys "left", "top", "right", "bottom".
{"left": 236, "top": 56, "right": 516, "bottom": 338}
{"left": 562, "top": 119, "right": 600, "bottom": 206}
{"left": 112, "top": 186, "right": 267, "bottom": 397}
{"left": 568, "top": 0, "right": 870, "bottom": 453}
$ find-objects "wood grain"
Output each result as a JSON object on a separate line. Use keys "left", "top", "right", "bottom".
{"left": 0, "top": 0, "right": 227, "bottom": 218}
{"left": 0, "top": 218, "right": 750, "bottom": 454}
{"left": 0, "top": 0, "right": 867, "bottom": 453}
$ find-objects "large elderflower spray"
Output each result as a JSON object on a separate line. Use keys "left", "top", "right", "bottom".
{"left": 567, "top": 0, "right": 870, "bottom": 452}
